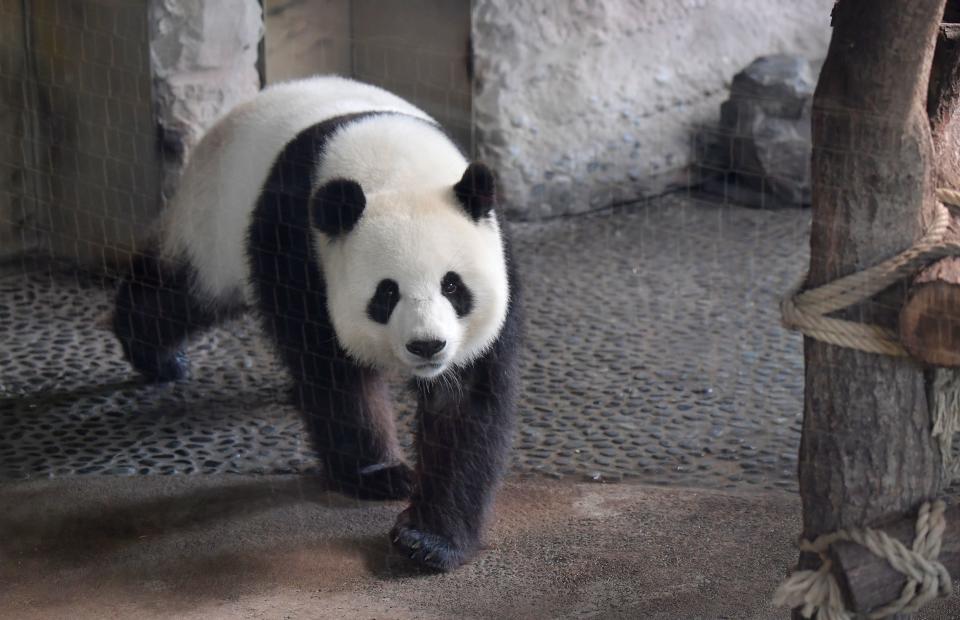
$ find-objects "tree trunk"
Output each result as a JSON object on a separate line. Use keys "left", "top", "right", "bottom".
{"left": 796, "top": 0, "right": 947, "bottom": 617}
{"left": 899, "top": 18, "right": 960, "bottom": 367}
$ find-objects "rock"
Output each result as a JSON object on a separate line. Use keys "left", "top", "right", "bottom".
{"left": 708, "top": 54, "right": 819, "bottom": 207}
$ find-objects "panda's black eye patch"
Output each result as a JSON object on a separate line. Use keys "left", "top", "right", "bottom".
{"left": 367, "top": 279, "right": 400, "bottom": 324}
{"left": 441, "top": 271, "right": 473, "bottom": 317}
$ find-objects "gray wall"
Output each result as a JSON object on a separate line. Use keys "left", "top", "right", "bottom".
{"left": 263, "top": 0, "right": 351, "bottom": 82}
{"left": 0, "top": 0, "right": 35, "bottom": 258}
{"left": 351, "top": 0, "right": 472, "bottom": 153}
{"left": 472, "top": 0, "right": 835, "bottom": 218}
{"left": 150, "top": 0, "right": 263, "bottom": 202}
{"left": 0, "top": 0, "right": 840, "bottom": 267}
{"left": 0, "top": 0, "right": 263, "bottom": 266}
{"left": 1, "top": 0, "right": 161, "bottom": 265}
{"left": 263, "top": 0, "right": 473, "bottom": 153}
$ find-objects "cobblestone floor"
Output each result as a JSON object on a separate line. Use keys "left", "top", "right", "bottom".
{"left": 0, "top": 193, "right": 810, "bottom": 492}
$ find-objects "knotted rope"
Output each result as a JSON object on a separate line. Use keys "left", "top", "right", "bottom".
{"left": 773, "top": 500, "right": 951, "bottom": 619}
{"left": 780, "top": 188, "right": 960, "bottom": 357}
{"left": 782, "top": 188, "right": 960, "bottom": 472}
{"left": 776, "top": 189, "right": 960, "bottom": 617}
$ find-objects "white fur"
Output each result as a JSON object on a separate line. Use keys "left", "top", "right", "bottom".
{"left": 159, "top": 76, "right": 510, "bottom": 379}
{"left": 159, "top": 77, "right": 432, "bottom": 302}
{"left": 317, "top": 187, "right": 508, "bottom": 378}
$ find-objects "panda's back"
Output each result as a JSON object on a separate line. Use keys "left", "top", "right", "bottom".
{"left": 159, "top": 77, "right": 455, "bottom": 304}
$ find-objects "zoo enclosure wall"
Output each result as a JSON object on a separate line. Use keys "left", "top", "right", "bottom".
{"left": 0, "top": 0, "right": 831, "bottom": 271}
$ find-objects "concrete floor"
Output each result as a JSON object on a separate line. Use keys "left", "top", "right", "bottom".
{"left": 3, "top": 476, "right": 958, "bottom": 619}
{"left": 0, "top": 475, "right": 813, "bottom": 619}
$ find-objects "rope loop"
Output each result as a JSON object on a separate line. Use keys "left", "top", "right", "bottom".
{"left": 777, "top": 192, "right": 959, "bottom": 617}
{"left": 773, "top": 500, "right": 951, "bottom": 619}
{"left": 781, "top": 188, "right": 960, "bottom": 357}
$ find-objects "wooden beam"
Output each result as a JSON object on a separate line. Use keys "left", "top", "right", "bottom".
{"left": 900, "top": 256, "right": 960, "bottom": 367}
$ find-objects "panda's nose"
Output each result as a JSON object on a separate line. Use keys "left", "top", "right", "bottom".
{"left": 406, "top": 339, "right": 446, "bottom": 359}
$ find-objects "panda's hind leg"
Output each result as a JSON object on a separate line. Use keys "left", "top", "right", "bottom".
{"left": 112, "top": 254, "right": 224, "bottom": 382}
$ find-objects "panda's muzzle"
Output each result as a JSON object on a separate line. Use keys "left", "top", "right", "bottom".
{"left": 406, "top": 339, "right": 446, "bottom": 359}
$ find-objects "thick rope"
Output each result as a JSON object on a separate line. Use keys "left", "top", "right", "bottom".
{"left": 780, "top": 189, "right": 960, "bottom": 357}
{"left": 777, "top": 191, "right": 960, "bottom": 617}
{"left": 781, "top": 188, "right": 960, "bottom": 472}
{"left": 773, "top": 500, "right": 951, "bottom": 619}
{"left": 933, "top": 368, "right": 960, "bottom": 478}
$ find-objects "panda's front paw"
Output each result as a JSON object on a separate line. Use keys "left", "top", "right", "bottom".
{"left": 129, "top": 348, "right": 190, "bottom": 383}
{"left": 149, "top": 351, "right": 191, "bottom": 383}
{"left": 326, "top": 461, "right": 413, "bottom": 501}
{"left": 390, "top": 508, "right": 473, "bottom": 572}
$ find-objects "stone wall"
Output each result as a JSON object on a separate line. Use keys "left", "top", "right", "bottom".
{"left": 1, "top": 0, "right": 836, "bottom": 265}
{"left": 472, "top": 0, "right": 835, "bottom": 218}
{"left": 149, "top": 0, "right": 262, "bottom": 201}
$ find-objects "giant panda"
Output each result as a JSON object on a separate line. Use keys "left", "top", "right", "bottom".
{"left": 112, "top": 76, "right": 523, "bottom": 571}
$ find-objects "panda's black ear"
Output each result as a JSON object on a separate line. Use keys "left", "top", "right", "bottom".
{"left": 311, "top": 179, "right": 366, "bottom": 237}
{"left": 454, "top": 162, "right": 497, "bottom": 221}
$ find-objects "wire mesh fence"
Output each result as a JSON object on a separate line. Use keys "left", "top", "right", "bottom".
{"left": 0, "top": 0, "right": 809, "bottom": 492}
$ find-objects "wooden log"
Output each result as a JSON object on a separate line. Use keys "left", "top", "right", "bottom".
{"left": 900, "top": 257, "right": 960, "bottom": 366}
{"left": 899, "top": 19, "right": 960, "bottom": 368}
{"left": 796, "top": 1, "right": 947, "bottom": 618}
{"left": 831, "top": 503, "right": 960, "bottom": 613}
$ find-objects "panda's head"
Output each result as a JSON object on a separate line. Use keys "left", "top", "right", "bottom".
{"left": 311, "top": 163, "right": 509, "bottom": 380}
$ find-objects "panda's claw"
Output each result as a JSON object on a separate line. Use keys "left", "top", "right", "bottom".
{"left": 389, "top": 513, "right": 472, "bottom": 572}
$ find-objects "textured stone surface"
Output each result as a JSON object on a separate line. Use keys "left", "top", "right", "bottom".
{"left": 706, "top": 55, "right": 818, "bottom": 207}
{"left": 149, "top": 0, "right": 263, "bottom": 199}
{"left": 471, "top": 0, "right": 834, "bottom": 219}
{"left": 1, "top": 194, "right": 809, "bottom": 491}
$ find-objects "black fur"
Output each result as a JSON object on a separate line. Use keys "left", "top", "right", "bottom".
{"left": 441, "top": 271, "right": 473, "bottom": 318}
{"left": 311, "top": 178, "right": 366, "bottom": 237}
{"left": 453, "top": 162, "right": 497, "bottom": 221}
{"left": 367, "top": 278, "right": 400, "bottom": 324}
{"left": 112, "top": 254, "right": 238, "bottom": 382}
{"left": 247, "top": 112, "right": 412, "bottom": 501}
{"left": 391, "top": 232, "right": 523, "bottom": 571}
{"left": 113, "top": 110, "right": 522, "bottom": 573}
